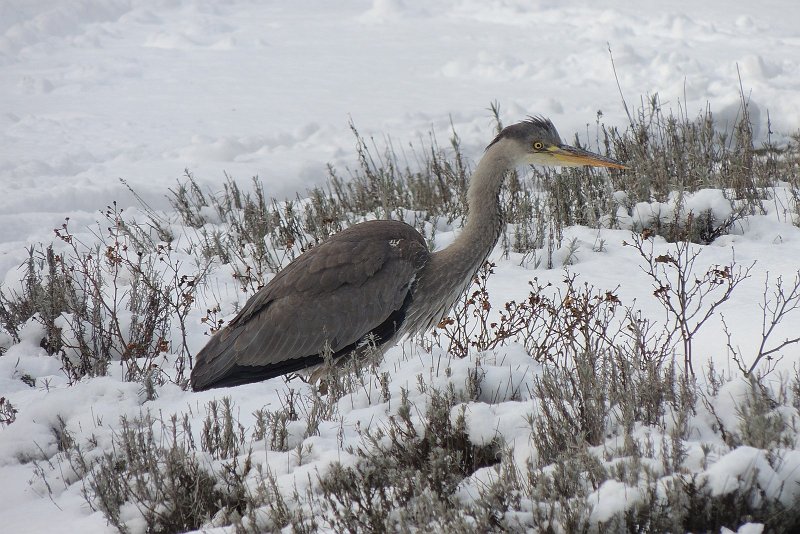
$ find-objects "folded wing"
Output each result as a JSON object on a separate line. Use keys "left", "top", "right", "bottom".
{"left": 190, "top": 220, "right": 429, "bottom": 391}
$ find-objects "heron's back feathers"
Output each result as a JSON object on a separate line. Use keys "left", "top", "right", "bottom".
{"left": 190, "top": 220, "right": 428, "bottom": 391}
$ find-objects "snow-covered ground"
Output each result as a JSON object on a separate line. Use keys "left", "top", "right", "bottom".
{"left": 2, "top": 0, "right": 800, "bottom": 532}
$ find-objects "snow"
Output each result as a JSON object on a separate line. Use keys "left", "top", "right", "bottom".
{"left": 2, "top": 0, "right": 800, "bottom": 532}
{"left": 722, "top": 525, "right": 765, "bottom": 534}
{"left": 703, "top": 446, "right": 800, "bottom": 506}
{"left": 589, "top": 479, "right": 642, "bottom": 523}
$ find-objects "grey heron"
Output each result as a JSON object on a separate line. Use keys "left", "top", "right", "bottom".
{"left": 190, "top": 117, "right": 625, "bottom": 391}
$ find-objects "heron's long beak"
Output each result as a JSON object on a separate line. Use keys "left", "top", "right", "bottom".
{"left": 550, "top": 145, "right": 627, "bottom": 169}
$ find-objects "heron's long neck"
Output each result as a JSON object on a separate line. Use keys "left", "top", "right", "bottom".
{"left": 410, "top": 147, "right": 513, "bottom": 330}
{"left": 442, "top": 149, "right": 511, "bottom": 271}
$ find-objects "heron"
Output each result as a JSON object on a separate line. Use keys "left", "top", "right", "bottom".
{"left": 190, "top": 117, "right": 625, "bottom": 391}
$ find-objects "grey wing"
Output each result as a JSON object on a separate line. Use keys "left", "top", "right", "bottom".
{"left": 190, "top": 220, "right": 429, "bottom": 391}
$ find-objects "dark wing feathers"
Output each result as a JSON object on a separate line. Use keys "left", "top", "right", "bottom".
{"left": 190, "top": 220, "right": 428, "bottom": 391}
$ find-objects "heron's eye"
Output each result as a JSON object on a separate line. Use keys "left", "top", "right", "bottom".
{"left": 533, "top": 141, "right": 545, "bottom": 150}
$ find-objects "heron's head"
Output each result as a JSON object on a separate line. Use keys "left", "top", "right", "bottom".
{"left": 489, "top": 116, "right": 626, "bottom": 169}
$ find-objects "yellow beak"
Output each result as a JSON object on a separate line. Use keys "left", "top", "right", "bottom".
{"left": 549, "top": 145, "right": 627, "bottom": 169}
